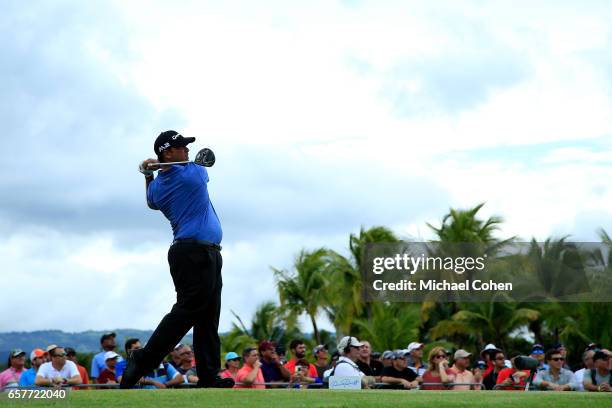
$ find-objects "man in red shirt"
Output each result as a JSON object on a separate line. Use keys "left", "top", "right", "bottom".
{"left": 235, "top": 348, "right": 265, "bottom": 389}
{"left": 283, "top": 339, "right": 318, "bottom": 385}
{"left": 66, "top": 348, "right": 89, "bottom": 389}
{"left": 480, "top": 343, "right": 501, "bottom": 378}
{"left": 96, "top": 352, "right": 120, "bottom": 385}
{"left": 495, "top": 355, "right": 530, "bottom": 391}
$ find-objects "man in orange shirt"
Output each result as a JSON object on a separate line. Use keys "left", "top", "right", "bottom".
{"left": 66, "top": 348, "right": 89, "bottom": 389}
{"left": 283, "top": 339, "right": 318, "bottom": 385}
{"left": 235, "top": 348, "right": 265, "bottom": 389}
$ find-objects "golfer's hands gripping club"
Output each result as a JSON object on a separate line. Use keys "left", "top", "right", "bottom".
{"left": 139, "top": 158, "right": 159, "bottom": 176}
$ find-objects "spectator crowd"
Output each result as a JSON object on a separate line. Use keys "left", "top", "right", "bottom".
{"left": 1, "top": 332, "right": 610, "bottom": 392}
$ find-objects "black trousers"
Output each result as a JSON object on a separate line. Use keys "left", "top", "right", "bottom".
{"left": 141, "top": 241, "right": 222, "bottom": 384}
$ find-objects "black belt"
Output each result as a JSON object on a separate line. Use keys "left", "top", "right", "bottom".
{"left": 171, "top": 239, "right": 221, "bottom": 250}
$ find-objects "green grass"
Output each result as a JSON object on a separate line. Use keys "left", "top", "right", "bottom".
{"left": 2, "top": 389, "right": 611, "bottom": 407}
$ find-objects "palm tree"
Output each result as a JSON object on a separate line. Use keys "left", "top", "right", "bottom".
{"left": 324, "top": 226, "right": 400, "bottom": 337}
{"left": 273, "top": 248, "right": 330, "bottom": 344}
{"left": 228, "top": 302, "right": 304, "bottom": 352}
{"left": 427, "top": 202, "right": 512, "bottom": 246}
{"left": 353, "top": 302, "right": 421, "bottom": 351}
{"left": 220, "top": 327, "right": 257, "bottom": 357}
{"left": 523, "top": 238, "right": 590, "bottom": 299}
{"left": 531, "top": 230, "right": 612, "bottom": 354}
{"left": 423, "top": 203, "right": 515, "bottom": 344}
{"left": 429, "top": 300, "right": 540, "bottom": 352}
{"left": 321, "top": 250, "right": 361, "bottom": 338}
{"left": 349, "top": 226, "right": 400, "bottom": 271}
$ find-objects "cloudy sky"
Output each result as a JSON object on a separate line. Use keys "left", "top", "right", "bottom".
{"left": 2, "top": 0, "right": 612, "bottom": 333}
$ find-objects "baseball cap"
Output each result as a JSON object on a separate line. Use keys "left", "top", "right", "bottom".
{"left": 313, "top": 345, "right": 328, "bottom": 355}
{"left": 30, "top": 349, "right": 45, "bottom": 361}
{"left": 10, "top": 349, "right": 26, "bottom": 358}
{"left": 154, "top": 130, "right": 195, "bottom": 155}
{"left": 586, "top": 343, "right": 602, "bottom": 351}
{"left": 337, "top": 336, "right": 363, "bottom": 352}
{"left": 552, "top": 343, "right": 565, "bottom": 349}
{"left": 392, "top": 350, "right": 409, "bottom": 360}
{"left": 225, "top": 352, "right": 239, "bottom": 361}
{"left": 258, "top": 340, "right": 275, "bottom": 353}
{"left": 454, "top": 349, "right": 472, "bottom": 359}
{"left": 65, "top": 347, "right": 77, "bottom": 357}
{"left": 407, "top": 342, "right": 424, "bottom": 353}
{"left": 531, "top": 344, "right": 545, "bottom": 355}
{"left": 382, "top": 350, "right": 394, "bottom": 360}
{"left": 104, "top": 351, "right": 120, "bottom": 360}
{"left": 481, "top": 343, "right": 500, "bottom": 356}
{"left": 46, "top": 345, "right": 59, "bottom": 353}
{"left": 100, "top": 332, "right": 116, "bottom": 344}
{"left": 593, "top": 350, "right": 610, "bottom": 362}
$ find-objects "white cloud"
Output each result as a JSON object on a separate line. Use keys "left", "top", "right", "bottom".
{"left": 2, "top": 0, "right": 612, "bottom": 334}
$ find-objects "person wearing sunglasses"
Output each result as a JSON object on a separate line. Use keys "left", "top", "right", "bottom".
{"left": 217, "top": 352, "right": 241, "bottom": 382}
{"left": 533, "top": 349, "right": 578, "bottom": 391}
{"left": 35, "top": 346, "right": 82, "bottom": 387}
{"left": 421, "top": 347, "right": 455, "bottom": 390}
{"left": 0, "top": 349, "right": 27, "bottom": 390}
{"left": 170, "top": 344, "right": 195, "bottom": 375}
{"left": 482, "top": 350, "right": 507, "bottom": 390}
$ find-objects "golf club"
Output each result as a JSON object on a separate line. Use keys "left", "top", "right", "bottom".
{"left": 148, "top": 147, "right": 215, "bottom": 169}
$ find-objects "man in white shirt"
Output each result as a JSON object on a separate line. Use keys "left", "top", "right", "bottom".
{"left": 575, "top": 350, "right": 595, "bottom": 391}
{"left": 35, "top": 346, "right": 82, "bottom": 387}
{"left": 328, "top": 336, "right": 374, "bottom": 388}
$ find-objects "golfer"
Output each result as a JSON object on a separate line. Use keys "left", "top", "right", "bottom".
{"left": 120, "top": 130, "right": 232, "bottom": 389}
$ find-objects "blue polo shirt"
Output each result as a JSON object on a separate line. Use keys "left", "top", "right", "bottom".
{"left": 116, "top": 361, "right": 179, "bottom": 389}
{"left": 18, "top": 368, "right": 37, "bottom": 386}
{"left": 147, "top": 163, "right": 222, "bottom": 244}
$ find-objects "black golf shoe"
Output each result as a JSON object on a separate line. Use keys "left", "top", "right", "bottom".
{"left": 196, "top": 376, "right": 235, "bottom": 388}
{"left": 119, "top": 349, "right": 145, "bottom": 389}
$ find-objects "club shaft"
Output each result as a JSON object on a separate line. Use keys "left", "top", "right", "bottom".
{"left": 148, "top": 161, "right": 190, "bottom": 168}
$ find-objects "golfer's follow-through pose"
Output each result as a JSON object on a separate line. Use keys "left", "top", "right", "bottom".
{"left": 120, "top": 130, "right": 233, "bottom": 389}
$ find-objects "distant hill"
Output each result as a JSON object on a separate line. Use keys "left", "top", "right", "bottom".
{"left": 0, "top": 329, "right": 193, "bottom": 363}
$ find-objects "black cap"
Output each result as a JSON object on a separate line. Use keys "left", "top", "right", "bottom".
{"left": 100, "top": 332, "right": 116, "bottom": 344}
{"left": 65, "top": 347, "right": 76, "bottom": 356}
{"left": 552, "top": 343, "right": 564, "bottom": 349}
{"left": 154, "top": 130, "right": 196, "bottom": 156}
{"left": 593, "top": 351, "right": 610, "bottom": 362}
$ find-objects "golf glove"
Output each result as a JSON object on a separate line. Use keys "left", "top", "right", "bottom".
{"left": 139, "top": 161, "right": 154, "bottom": 177}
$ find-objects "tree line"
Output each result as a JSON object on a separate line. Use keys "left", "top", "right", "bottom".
{"left": 222, "top": 203, "right": 612, "bottom": 368}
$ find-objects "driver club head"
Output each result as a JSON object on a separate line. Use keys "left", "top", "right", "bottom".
{"left": 195, "top": 148, "right": 215, "bottom": 167}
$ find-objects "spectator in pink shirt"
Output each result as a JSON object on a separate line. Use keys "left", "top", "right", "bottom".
{"left": 450, "top": 349, "right": 482, "bottom": 390}
{"left": 0, "top": 349, "right": 27, "bottom": 390}
{"left": 421, "top": 347, "right": 455, "bottom": 390}
{"left": 219, "top": 352, "right": 241, "bottom": 381}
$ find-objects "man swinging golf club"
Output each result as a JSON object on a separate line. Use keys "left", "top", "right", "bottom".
{"left": 121, "top": 130, "right": 233, "bottom": 389}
